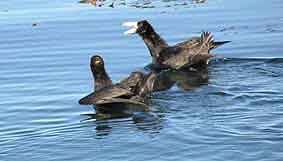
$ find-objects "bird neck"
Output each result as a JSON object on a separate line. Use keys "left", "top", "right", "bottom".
{"left": 92, "top": 67, "right": 112, "bottom": 91}
{"left": 139, "top": 29, "right": 168, "bottom": 61}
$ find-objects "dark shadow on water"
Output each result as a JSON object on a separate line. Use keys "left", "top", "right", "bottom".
{"left": 150, "top": 66, "right": 209, "bottom": 92}
{"left": 79, "top": 57, "right": 283, "bottom": 139}
{"left": 79, "top": 57, "right": 283, "bottom": 138}
{"left": 79, "top": 67, "right": 210, "bottom": 138}
{"left": 81, "top": 103, "right": 164, "bottom": 138}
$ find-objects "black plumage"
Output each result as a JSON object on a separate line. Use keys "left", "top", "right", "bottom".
{"left": 79, "top": 55, "right": 156, "bottom": 108}
{"left": 123, "top": 20, "right": 230, "bottom": 70}
{"left": 90, "top": 55, "right": 112, "bottom": 91}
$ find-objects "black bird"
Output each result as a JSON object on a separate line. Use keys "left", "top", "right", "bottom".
{"left": 122, "top": 20, "right": 230, "bottom": 70}
{"left": 79, "top": 55, "right": 156, "bottom": 110}
{"left": 90, "top": 55, "right": 113, "bottom": 91}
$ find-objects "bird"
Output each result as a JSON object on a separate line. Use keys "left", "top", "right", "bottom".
{"left": 90, "top": 55, "right": 112, "bottom": 91}
{"left": 79, "top": 0, "right": 98, "bottom": 6}
{"left": 122, "top": 20, "right": 230, "bottom": 70}
{"left": 79, "top": 55, "right": 156, "bottom": 110}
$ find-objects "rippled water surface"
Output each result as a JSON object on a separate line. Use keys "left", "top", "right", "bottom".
{"left": 1, "top": 0, "right": 283, "bottom": 161}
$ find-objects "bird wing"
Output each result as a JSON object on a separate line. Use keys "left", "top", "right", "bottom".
{"left": 96, "top": 97, "right": 148, "bottom": 108}
{"left": 160, "top": 46, "right": 212, "bottom": 69}
{"left": 160, "top": 33, "right": 215, "bottom": 69}
{"left": 79, "top": 86, "right": 133, "bottom": 105}
{"left": 174, "top": 36, "right": 201, "bottom": 48}
{"left": 119, "top": 71, "right": 145, "bottom": 91}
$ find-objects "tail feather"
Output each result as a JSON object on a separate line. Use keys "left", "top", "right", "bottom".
{"left": 211, "top": 41, "right": 231, "bottom": 49}
{"left": 200, "top": 32, "right": 214, "bottom": 47}
{"left": 200, "top": 32, "right": 230, "bottom": 50}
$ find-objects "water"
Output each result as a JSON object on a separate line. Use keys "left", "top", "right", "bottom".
{"left": 0, "top": 0, "right": 283, "bottom": 160}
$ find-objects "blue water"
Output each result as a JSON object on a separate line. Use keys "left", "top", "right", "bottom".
{"left": 0, "top": 0, "right": 283, "bottom": 161}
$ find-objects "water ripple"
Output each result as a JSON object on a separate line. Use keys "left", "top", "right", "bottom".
{"left": 1, "top": 0, "right": 283, "bottom": 161}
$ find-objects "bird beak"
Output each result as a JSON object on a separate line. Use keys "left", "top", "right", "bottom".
{"left": 122, "top": 21, "right": 138, "bottom": 35}
{"left": 94, "top": 60, "right": 101, "bottom": 65}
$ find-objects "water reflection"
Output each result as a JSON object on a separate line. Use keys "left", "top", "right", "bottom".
{"left": 79, "top": 0, "right": 207, "bottom": 8}
{"left": 152, "top": 67, "right": 209, "bottom": 91}
{"left": 80, "top": 67, "right": 208, "bottom": 137}
{"left": 82, "top": 107, "right": 163, "bottom": 137}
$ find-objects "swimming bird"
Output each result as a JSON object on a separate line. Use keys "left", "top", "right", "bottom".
{"left": 90, "top": 55, "right": 112, "bottom": 91}
{"left": 79, "top": 55, "right": 156, "bottom": 109}
{"left": 123, "top": 20, "right": 230, "bottom": 70}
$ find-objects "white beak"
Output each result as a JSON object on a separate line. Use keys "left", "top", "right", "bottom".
{"left": 122, "top": 21, "right": 138, "bottom": 35}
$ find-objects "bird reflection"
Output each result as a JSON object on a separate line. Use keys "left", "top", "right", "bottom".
{"left": 152, "top": 67, "right": 209, "bottom": 92}
{"left": 81, "top": 67, "right": 208, "bottom": 138}
{"left": 82, "top": 105, "right": 163, "bottom": 137}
